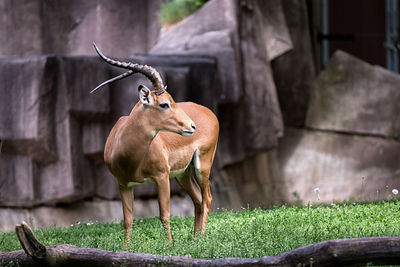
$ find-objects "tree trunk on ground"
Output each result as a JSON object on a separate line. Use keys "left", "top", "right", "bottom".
{"left": 1, "top": 222, "right": 400, "bottom": 266}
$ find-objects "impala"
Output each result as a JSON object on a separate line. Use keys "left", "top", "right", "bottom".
{"left": 92, "top": 43, "right": 219, "bottom": 248}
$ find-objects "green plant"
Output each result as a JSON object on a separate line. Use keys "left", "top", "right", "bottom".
{"left": 158, "top": 0, "right": 208, "bottom": 26}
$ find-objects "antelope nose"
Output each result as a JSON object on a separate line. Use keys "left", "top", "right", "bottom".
{"left": 191, "top": 123, "right": 196, "bottom": 130}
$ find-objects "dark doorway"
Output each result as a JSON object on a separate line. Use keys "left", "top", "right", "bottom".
{"left": 328, "top": 0, "right": 387, "bottom": 67}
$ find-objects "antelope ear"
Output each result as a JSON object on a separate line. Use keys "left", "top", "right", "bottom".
{"left": 138, "top": 85, "right": 153, "bottom": 106}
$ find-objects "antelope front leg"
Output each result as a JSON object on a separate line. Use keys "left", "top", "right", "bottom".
{"left": 155, "top": 176, "right": 172, "bottom": 243}
{"left": 119, "top": 185, "right": 134, "bottom": 250}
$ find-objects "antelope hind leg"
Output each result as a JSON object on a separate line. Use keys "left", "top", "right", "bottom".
{"left": 199, "top": 170, "right": 212, "bottom": 235}
{"left": 176, "top": 165, "right": 203, "bottom": 235}
{"left": 193, "top": 147, "right": 215, "bottom": 236}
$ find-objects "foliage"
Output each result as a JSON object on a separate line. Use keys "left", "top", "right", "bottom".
{"left": 158, "top": 0, "right": 208, "bottom": 26}
{"left": 1, "top": 201, "right": 399, "bottom": 258}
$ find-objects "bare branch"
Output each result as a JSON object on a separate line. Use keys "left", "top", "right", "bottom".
{"left": 16, "top": 221, "right": 46, "bottom": 260}
{"left": 1, "top": 223, "right": 400, "bottom": 266}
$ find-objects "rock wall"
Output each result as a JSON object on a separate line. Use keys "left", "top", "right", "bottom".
{"left": 277, "top": 51, "right": 400, "bottom": 204}
{"left": 151, "top": 0, "right": 300, "bottom": 209}
{"left": 1, "top": 0, "right": 399, "bottom": 231}
{"left": 0, "top": 0, "right": 161, "bottom": 57}
{"left": 0, "top": 196, "right": 194, "bottom": 232}
{"left": 272, "top": 0, "right": 316, "bottom": 127}
{"left": 150, "top": 0, "right": 400, "bottom": 208}
{"left": 0, "top": 54, "right": 218, "bottom": 207}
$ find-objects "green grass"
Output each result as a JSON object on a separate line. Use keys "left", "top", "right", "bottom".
{"left": 1, "top": 201, "right": 399, "bottom": 258}
{"left": 158, "top": 0, "right": 208, "bottom": 26}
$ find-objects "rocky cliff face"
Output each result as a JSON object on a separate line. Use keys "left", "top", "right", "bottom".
{"left": 0, "top": 0, "right": 162, "bottom": 57}
{"left": 151, "top": 0, "right": 315, "bottom": 208}
{"left": 150, "top": 0, "right": 400, "bottom": 207}
{"left": 282, "top": 51, "right": 400, "bottom": 204}
{"left": 0, "top": 0, "right": 399, "bottom": 231}
{"left": 0, "top": 53, "right": 219, "bottom": 205}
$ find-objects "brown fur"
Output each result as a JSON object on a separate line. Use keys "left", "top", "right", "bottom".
{"left": 104, "top": 90, "right": 219, "bottom": 248}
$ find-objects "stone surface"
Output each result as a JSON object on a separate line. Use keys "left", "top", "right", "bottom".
{"left": 0, "top": 0, "right": 162, "bottom": 57}
{"left": 0, "top": 0, "right": 42, "bottom": 56}
{"left": 151, "top": 0, "right": 241, "bottom": 104}
{"left": 272, "top": 0, "right": 316, "bottom": 127}
{"left": 215, "top": 152, "right": 284, "bottom": 210}
{"left": 38, "top": 115, "right": 95, "bottom": 205}
{"left": 0, "top": 56, "right": 58, "bottom": 165}
{"left": 35, "top": 56, "right": 114, "bottom": 205}
{"left": 239, "top": 0, "right": 284, "bottom": 150}
{"left": 59, "top": 56, "right": 111, "bottom": 119}
{"left": 30, "top": 200, "right": 123, "bottom": 230}
{"left": 153, "top": 0, "right": 292, "bottom": 60}
{"left": 82, "top": 122, "right": 109, "bottom": 160}
{"left": 215, "top": 103, "right": 247, "bottom": 166}
{"left": 277, "top": 128, "right": 400, "bottom": 204}
{"left": 306, "top": 50, "right": 400, "bottom": 138}
{"left": 42, "top": 0, "right": 149, "bottom": 57}
{"left": 152, "top": 0, "right": 238, "bottom": 54}
{"left": 0, "top": 55, "right": 112, "bottom": 206}
{"left": 240, "top": 0, "right": 292, "bottom": 61}
{"left": 93, "top": 164, "right": 120, "bottom": 200}
{"left": 0, "top": 154, "right": 37, "bottom": 207}
{"left": 0, "top": 207, "right": 30, "bottom": 232}
{"left": 0, "top": 196, "right": 193, "bottom": 232}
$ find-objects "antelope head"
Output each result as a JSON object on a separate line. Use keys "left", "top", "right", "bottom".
{"left": 91, "top": 43, "right": 196, "bottom": 137}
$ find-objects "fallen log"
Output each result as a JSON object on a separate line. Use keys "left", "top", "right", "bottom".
{"left": 1, "top": 221, "right": 399, "bottom": 266}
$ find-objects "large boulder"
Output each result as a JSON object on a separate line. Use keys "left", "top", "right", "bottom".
{"left": 306, "top": 50, "right": 400, "bottom": 138}
{"left": 277, "top": 128, "right": 400, "bottom": 204}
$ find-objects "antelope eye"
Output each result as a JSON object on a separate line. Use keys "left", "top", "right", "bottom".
{"left": 159, "top": 103, "right": 170, "bottom": 109}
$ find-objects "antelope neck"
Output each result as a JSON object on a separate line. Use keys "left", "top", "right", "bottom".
{"left": 116, "top": 109, "right": 157, "bottom": 169}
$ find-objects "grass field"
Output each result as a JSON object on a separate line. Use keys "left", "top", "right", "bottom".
{"left": 1, "top": 201, "right": 399, "bottom": 258}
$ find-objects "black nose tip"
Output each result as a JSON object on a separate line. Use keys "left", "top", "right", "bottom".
{"left": 191, "top": 123, "right": 196, "bottom": 130}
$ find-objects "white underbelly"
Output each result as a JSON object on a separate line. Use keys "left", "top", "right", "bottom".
{"left": 126, "top": 167, "right": 189, "bottom": 188}
{"left": 126, "top": 148, "right": 200, "bottom": 188}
